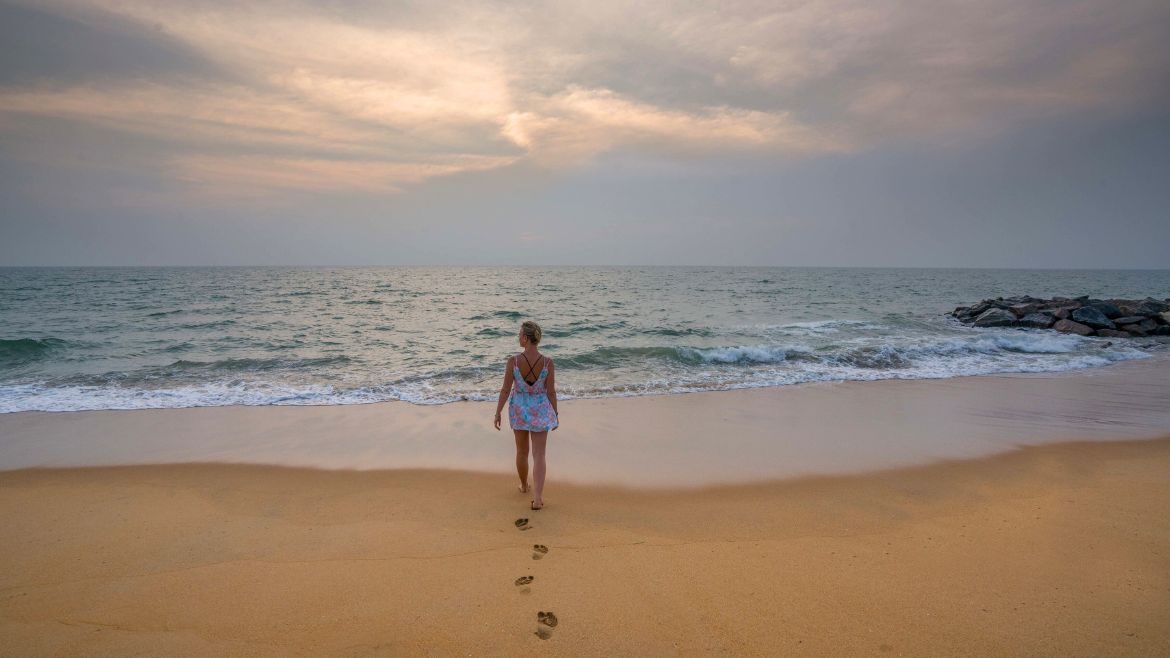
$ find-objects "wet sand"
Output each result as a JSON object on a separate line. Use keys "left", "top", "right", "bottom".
{"left": 2, "top": 355, "right": 1170, "bottom": 486}
{"left": 2, "top": 438, "right": 1169, "bottom": 655}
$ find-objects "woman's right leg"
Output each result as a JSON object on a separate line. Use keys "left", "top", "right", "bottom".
{"left": 513, "top": 430, "right": 530, "bottom": 491}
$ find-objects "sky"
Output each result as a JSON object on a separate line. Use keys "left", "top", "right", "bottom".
{"left": 1, "top": 0, "right": 1168, "bottom": 267}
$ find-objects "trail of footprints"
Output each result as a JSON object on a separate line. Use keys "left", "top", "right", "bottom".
{"left": 514, "top": 517, "right": 559, "bottom": 640}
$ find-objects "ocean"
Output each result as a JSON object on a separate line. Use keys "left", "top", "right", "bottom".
{"left": 1, "top": 266, "right": 1167, "bottom": 413}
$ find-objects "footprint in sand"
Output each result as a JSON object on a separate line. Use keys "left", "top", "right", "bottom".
{"left": 515, "top": 518, "right": 530, "bottom": 531}
{"left": 514, "top": 575, "right": 533, "bottom": 595}
{"left": 535, "top": 611, "right": 559, "bottom": 639}
{"left": 531, "top": 544, "right": 548, "bottom": 560}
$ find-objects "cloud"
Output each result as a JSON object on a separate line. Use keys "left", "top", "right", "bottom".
{"left": 172, "top": 153, "right": 520, "bottom": 198}
{"left": 1, "top": 0, "right": 1168, "bottom": 200}
{"left": 504, "top": 86, "right": 844, "bottom": 163}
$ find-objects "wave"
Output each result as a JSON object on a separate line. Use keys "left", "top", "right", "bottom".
{"left": 47, "top": 355, "right": 356, "bottom": 388}
{"left": 0, "top": 338, "right": 67, "bottom": 368}
{"left": 165, "top": 355, "right": 353, "bottom": 373}
{"left": 545, "top": 319, "right": 629, "bottom": 337}
{"left": 641, "top": 327, "right": 714, "bottom": 338}
{"left": 2, "top": 346, "right": 1154, "bottom": 413}
{"left": 0, "top": 381, "right": 387, "bottom": 412}
{"left": 467, "top": 310, "right": 524, "bottom": 321}
{"left": 557, "top": 344, "right": 812, "bottom": 368}
{"left": 553, "top": 328, "right": 1144, "bottom": 371}
{"left": 178, "top": 319, "right": 235, "bottom": 330}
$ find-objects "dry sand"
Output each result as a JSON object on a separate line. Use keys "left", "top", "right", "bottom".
{"left": 2, "top": 438, "right": 1170, "bottom": 656}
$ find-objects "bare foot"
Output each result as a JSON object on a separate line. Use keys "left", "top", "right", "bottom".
{"left": 518, "top": 482, "right": 530, "bottom": 493}
{"left": 531, "top": 499, "right": 543, "bottom": 511}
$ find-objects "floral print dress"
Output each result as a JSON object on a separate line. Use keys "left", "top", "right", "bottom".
{"left": 508, "top": 354, "right": 559, "bottom": 432}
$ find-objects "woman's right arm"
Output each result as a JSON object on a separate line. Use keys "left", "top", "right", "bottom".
{"left": 494, "top": 356, "right": 514, "bottom": 430}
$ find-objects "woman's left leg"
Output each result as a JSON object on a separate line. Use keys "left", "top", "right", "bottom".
{"left": 530, "top": 430, "right": 548, "bottom": 507}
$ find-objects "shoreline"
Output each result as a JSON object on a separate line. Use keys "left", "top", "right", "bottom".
{"left": 2, "top": 437, "right": 1168, "bottom": 654}
{"left": 2, "top": 354, "right": 1169, "bottom": 486}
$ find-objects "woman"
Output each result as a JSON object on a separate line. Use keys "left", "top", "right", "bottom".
{"left": 494, "top": 320, "right": 558, "bottom": 510}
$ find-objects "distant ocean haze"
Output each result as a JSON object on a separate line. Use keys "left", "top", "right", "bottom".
{"left": 0, "top": 266, "right": 1167, "bottom": 413}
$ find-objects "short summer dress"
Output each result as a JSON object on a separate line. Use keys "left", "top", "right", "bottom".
{"left": 508, "top": 353, "right": 559, "bottom": 432}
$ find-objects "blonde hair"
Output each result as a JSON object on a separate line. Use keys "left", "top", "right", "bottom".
{"left": 520, "top": 320, "right": 542, "bottom": 345}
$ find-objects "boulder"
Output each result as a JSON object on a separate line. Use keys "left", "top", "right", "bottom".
{"left": 1053, "top": 319, "right": 1094, "bottom": 336}
{"left": 1087, "top": 301, "right": 1123, "bottom": 318}
{"left": 952, "top": 296, "right": 1170, "bottom": 338}
{"left": 1009, "top": 303, "right": 1037, "bottom": 317}
{"left": 1142, "top": 297, "right": 1170, "bottom": 313}
{"left": 1070, "top": 306, "right": 1116, "bottom": 329}
{"left": 967, "top": 301, "right": 993, "bottom": 316}
{"left": 973, "top": 308, "right": 1016, "bottom": 327}
{"left": 1018, "top": 312, "right": 1055, "bottom": 329}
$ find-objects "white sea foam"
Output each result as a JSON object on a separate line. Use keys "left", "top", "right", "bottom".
{"left": 0, "top": 338, "right": 1153, "bottom": 412}
{"left": 678, "top": 344, "right": 810, "bottom": 364}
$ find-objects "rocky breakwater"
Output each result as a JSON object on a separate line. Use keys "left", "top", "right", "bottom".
{"left": 950, "top": 296, "right": 1170, "bottom": 338}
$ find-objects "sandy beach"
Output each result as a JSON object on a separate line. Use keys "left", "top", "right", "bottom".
{"left": 1, "top": 438, "right": 1169, "bottom": 655}
{"left": 2, "top": 357, "right": 1170, "bottom": 655}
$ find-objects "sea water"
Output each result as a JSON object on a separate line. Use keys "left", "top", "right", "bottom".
{"left": 1, "top": 266, "right": 1167, "bottom": 413}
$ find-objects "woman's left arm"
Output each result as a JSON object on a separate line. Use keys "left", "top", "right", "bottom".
{"left": 546, "top": 358, "right": 558, "bottom": 427}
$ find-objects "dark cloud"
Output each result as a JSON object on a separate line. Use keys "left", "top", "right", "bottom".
{"left": 0, "top": 1, "right": 226, "bottom": 86}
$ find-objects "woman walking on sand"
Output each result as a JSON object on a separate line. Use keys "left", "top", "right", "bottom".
{"left": 494, "top": 320, "right": 558, "bottom": 510}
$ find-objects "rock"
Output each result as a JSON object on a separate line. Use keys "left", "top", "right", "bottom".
{"left": 967, "top": 301, "right": 993, "bottom": 316}
{"left": 952, "top": 295, "right": 1170, "bottom": 338}
{"left": 1009, "top": 303, "right": 1037, "bottom": 317}
{"left": 1018, "top": 312, "right": 1055, "bottom": 328}
{"left": 973, "top": 308, "right": 1017, "bottom": 327}
{"left": 1087, "top": 301, "right": 1123, "bottom": 318}
{"left": 1139, "top": 298, "right": 1170, "bottom": 314}
{"left": 1053, "top": 319, "right": 1094, "bottom": 336}
{"left": 1070, "top": 306, "right": 1116, "bottom": 329}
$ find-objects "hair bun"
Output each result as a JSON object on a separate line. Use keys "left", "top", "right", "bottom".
{"left": 521, "top": 320, "right": 542, "bottom": 345}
